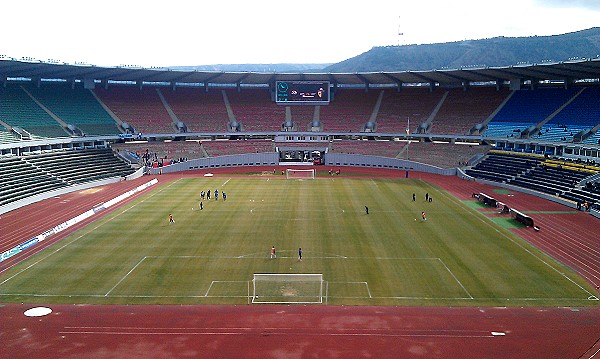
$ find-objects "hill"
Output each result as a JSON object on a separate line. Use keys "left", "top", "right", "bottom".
{"left": 325, "top": 27, "right": 600, "bottom": 72}
{"left": 169, "top": 63, "right": 331, "bottom": 72}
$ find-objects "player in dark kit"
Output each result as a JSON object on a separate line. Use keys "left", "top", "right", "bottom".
{"left": 298, "top": 248, "right": 302, "bottom": 261}
{"left": 365, "top": 206, "right": 369, "bottom": 215}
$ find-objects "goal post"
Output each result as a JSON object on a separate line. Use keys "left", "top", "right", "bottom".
{"left": 252, "top": 273, "right": 324, "bottom": 304}
{"left": 286, "top": 168, "right": 315, "bottom": 179}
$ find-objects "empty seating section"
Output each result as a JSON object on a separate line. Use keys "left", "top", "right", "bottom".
{"left": 0, "top": 128, "right": 20, "bottom": 143}
{"left": 320, "top": 90, "right": 379, "bottom": 132}
{"left": 403, "top": 142, "right": 491, "bottom": 168}
{"left": 24, "top": 148, "right": 134, "bottom": 185}
{"left": 329, "top": 140, "right": 407, "bottom": 158}
{"left": 202, "top": 140, "right": 274, "bottom": 157}
{"left": 26, "top": 84, "right": 120, "bottom": 135}
{"left": 376, "top": 89, "right": 443, "bottom": 133}
{"left": 0, "top": 85, "right": 67, "bottom": 137}
{"left": 94, "top": 87, "right": 173, "bottom": 133}
{"left": 563, "top": 178, "right": 600, "bottom": 207}
{"left": 226, "top": 89, "right": 284, "bottom": 132}
{"left": 290, "top": 106, "right": 316, "bottom": 131}
{"left": 546, "top": 87, "right": 600, "bottom": 128}
{"left": 162, "top": 88, "right": 229, "bottom": 132}
{"left": 485, "top": 88, "right": 579, "bottom": 138}
{"left": 466, "top": 152, "right": 544, "bottom": 183}
{"left": 583, "top": 131, "right": 600, "bottom": 145}
{"left": 492, "top": 88, "right": 579, "bottom": 124}
{"left": 467, "top": 151, "right": 600, "bottom": 204}
{"left": 431, "top": 88, "right": 509, "bottom": 134}
{"left": 511, "top": 163, "right": 588, "bottom": 196}
{"left": 0, "top": 156, "right": 67, "bottom": 206}
{"left": 483, "top": 122, "right": 534, "bottom": 138}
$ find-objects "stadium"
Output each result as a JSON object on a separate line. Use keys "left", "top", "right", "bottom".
{"left": 1, "top": 51, "right": 599, "bottom": 357}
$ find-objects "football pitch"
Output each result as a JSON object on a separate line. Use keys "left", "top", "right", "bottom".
{"left": 0, "top": 176, "right": 597, "bottom": 306}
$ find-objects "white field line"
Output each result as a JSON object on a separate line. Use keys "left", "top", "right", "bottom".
{"left": 204, "top": 280, "right": 249, "bottom": 297}
{"left": 0, "top": 179, "right": 181, "bottom": 286}
{"left": 424, "top": 181, "right": 598, "bottom": 298}
{"left": 222, "top": 178, "right": 231, "bottom": 187}
{"left": 328, "top": 281, "right": 372, "bottom": 298}
{"left": 437, "top": 258, "right": 474, "bottom": 299}
{"left": 105, "top": 257, "right": 146, "bottom": 297}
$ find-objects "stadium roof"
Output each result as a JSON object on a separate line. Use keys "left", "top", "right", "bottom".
{"left": 1, "top": 57, "right": 599, "bottom": 87}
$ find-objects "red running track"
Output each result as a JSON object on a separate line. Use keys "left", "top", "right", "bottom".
{"left": 1, "top": 304, "right": 599, "bottom": 358}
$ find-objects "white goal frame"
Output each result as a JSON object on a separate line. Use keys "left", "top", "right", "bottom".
{"left": 252, "top": 273, "right": 324, "bottom": 304}
{"left": 286, "top": 168, "right": 315, "bottom": 179}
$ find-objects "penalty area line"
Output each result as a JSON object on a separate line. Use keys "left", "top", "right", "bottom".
{"left": 105, "top": 257, "right": 146, "bottom": 297}
{"left": 437, "top": 258, "right": 473, "bottom": 299}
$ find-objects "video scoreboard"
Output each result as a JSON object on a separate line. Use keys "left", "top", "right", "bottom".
{"left": 276, "top": 81, "right": 330, "bottom": 104}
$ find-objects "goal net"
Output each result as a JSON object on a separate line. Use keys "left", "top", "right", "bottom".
{"left": 252, "top": 274, "right": 324, "bottom": 304}
{"left": 286, "top": 168, "right": 315, "bottom": 179}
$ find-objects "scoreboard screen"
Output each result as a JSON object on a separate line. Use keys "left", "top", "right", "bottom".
{"left": 276, "top": 81, "right": 330, "bottom": 104}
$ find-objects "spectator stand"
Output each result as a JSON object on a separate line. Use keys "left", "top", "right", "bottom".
{"left": 430, "top": 87, "right": 510, "bottom": 135}
{"left": 226, "top": 89, "right": 284, "bottom": 132}
{"left": 319, "top": 89, "right": 380, "bottom": 132}
{"left": 162, "top": 88, "right": 230, "bottom": 132}
{"left": 0, "top": 84, "right": 69, "bottom": 138}
{"left": 94, "top": 86, "right": 174, "bottom": 134}
{"left": 375, "top": 88, "right": 444, "bottom": 134}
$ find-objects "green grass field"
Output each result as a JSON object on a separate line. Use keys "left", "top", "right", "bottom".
{"left": 1, "top": 176, "right": 597, "bottom": 306}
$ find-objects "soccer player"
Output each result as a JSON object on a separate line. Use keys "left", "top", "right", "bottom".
{"left": 271, "top": 246, "right": 276, "bottom": 259}
{"left": 169, "top": 213, "right": 175, "bottom": 224}
{"left": 412, "top": 193, "right": 416, "bottom": 202}
{"left": 200, "top": 201, "right": 203, "bottom": 210}
{"left": 298, "top": 248, "right": 302, "bottom": 261}
{"left": 365, "top": 206, "right": 369, "bottom": 215}
{"left": 207, "top": 190, "right": 211, "bottom": 200}
{"left": 215, "top": 189, "right": 219, "bottom": 200}
{"left": 201, "top": 191, "right": 205, "bottom": 200}
{"left": 425, "top": 193, "right": 429, "bottom": 201}
{"left": 222, "top": 192, "right": 227, "bottom": 201}
{"left": 421, "top": 211, "right": 427, "bottom": 221}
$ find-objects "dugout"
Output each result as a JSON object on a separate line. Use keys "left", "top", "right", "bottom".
{"left": 475, "top": 192, "right": 498, "bottom": 207}
{"left": 510, "top": 208, "right": 534, "bottom": 227}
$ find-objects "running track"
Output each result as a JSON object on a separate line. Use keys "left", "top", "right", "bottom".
{"left": 1, "top": 168, "right": 599, "bottom": 358}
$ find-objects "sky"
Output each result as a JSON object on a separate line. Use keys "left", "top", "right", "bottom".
{"left": 1, "top": 0, "right": 598, "bottom": 68}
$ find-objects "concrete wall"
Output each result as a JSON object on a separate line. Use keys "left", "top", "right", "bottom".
{"left": 146, "top": 153, "right": 280, "bottom": 175}
{"left": 324, "top": 153, "right": 457, "bottom": 176}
